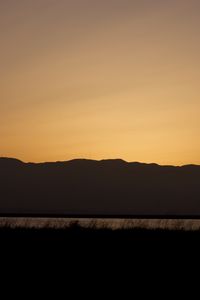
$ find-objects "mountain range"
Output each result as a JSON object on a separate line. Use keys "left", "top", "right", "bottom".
{"left": 0, "top": 157, "right": 200, "bottom": 216}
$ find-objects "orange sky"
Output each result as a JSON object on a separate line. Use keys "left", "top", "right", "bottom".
{"left": 1, "top": 0, "right": 200, "bottom": 165}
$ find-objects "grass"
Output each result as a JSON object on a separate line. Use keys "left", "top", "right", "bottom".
{"left": 1, "top": 222, "right": 200, "bottom": 245}
{"left": 1, "top": 224, "right": 200, "bottom": 268}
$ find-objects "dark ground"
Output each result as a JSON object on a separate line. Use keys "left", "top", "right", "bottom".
{"left": 1, "top": 225, "right": 200, "bottom": 255}
{"left": 1, "top": 226, "right": 199, "bottom": 284}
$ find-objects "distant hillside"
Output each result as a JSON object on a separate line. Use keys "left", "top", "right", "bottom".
{"left": 0, "top": 157, "right": 200, "bottom": 216}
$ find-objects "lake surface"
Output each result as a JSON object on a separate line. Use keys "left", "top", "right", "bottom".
{"left": 1, "top": 217, "right": 200, "bottom": 231}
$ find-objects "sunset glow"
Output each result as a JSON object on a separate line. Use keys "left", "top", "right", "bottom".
{"left": 1, "top": 0, "right": 200, "bottom": 165}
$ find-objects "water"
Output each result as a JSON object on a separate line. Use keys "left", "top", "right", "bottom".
{"left": 1, "top": 217, "right": 200, "bottom": 231}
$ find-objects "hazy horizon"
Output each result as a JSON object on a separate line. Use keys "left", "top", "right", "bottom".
{"left": 1, "top": 155, "right": 200, "bottom": 167}
{"left": 1, "top": 0, "right": 200, "bottom": 165}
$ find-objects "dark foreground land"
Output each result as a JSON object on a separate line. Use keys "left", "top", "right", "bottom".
{"left": 1, "top": 226, "right": 200, "bottom": 275}
{"left": 1, "top": 225, "right": 200, "bottom": 252}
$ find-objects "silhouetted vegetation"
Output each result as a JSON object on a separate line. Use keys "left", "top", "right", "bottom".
{"left": 1, "top": 224, "right": 200, "bottom": 247}
{"left": 1, "top": 224, "right": 200, "bottom": 266}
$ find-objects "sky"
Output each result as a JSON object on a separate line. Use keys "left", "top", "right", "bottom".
{"left": 0, "top": 0, "right": 200, "bottom": 165}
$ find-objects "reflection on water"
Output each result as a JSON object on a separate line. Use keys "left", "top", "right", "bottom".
{"left": 0, "top": 218, "right": 200, "bottom": 231}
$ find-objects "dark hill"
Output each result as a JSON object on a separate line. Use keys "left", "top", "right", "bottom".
{"left": 0, "top": 157, "right": 24, "bottom": 168}
{"left": 0, "top": 158, "right": 200, "bottom": 216}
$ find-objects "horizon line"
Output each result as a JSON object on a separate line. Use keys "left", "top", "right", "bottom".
{"left": 0, "top": 156, "right": 199, "bottom": 168}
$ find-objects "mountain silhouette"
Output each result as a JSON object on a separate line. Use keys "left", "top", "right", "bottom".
{"left": 0, "top": 157, "right": 200, "bottom": 216}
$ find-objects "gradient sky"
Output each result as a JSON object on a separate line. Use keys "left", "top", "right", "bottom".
{"left": 1, "top": 0, "right": 200, "bottom": 165}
